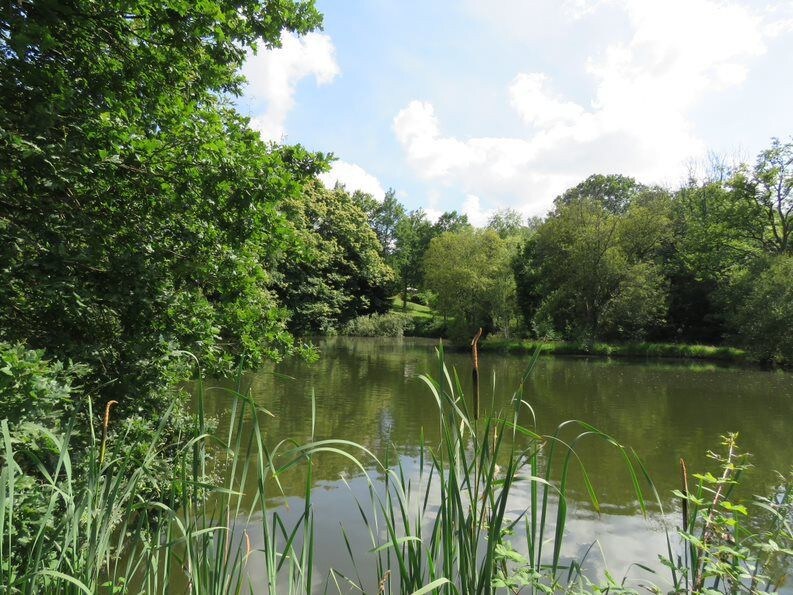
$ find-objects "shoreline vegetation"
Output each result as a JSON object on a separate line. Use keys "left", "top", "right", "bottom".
{"left": 339, "top": 297, "right": 759, "bottom": 367}
{"left": 4, "top": 342, "right": 792, "bottom": 593}
{"left": 478, "top": 338, "right": 748, "bottom": 365}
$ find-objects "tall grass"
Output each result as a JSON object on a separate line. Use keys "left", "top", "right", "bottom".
{"left": 0, "top": 361, "right": 372, "bottom": 594}
{"left": 333, "top": 343, "right": 652, "bottom": 594}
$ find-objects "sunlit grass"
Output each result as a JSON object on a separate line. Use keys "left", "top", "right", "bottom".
{"left": 483, "top": 339, "right": 747, "bottom": 364}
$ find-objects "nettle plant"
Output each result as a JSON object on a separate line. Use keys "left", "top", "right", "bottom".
{"left": 668, "top": 434, "right": 793, "bottom": 594}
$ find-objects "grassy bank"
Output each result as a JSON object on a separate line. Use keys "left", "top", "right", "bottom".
{"left": 481, "top": 339, "right": 748, "bottom": 364}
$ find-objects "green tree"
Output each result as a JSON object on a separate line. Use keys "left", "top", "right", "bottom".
{"left": 725, "top": 255, "right": 793, "bottom": 363}
{"left": 730, "top": 137, "right": 793, "bottom": 255}
{"left": 554, "top": 173, "right": 642, "bottom": 214}
{"left": 487, "top": 208, "right": 525, "bottom": 238}
{"left": 423, "top": 229, "right": 516, "bottom": 339}
{"left": 433, "top": 210, "right": 471, "bottom": 234}
{"left": 274, "top": 182, "right": 394, "bottom": 334}
{"left": 0, "top": 1, "right": 323, "bottom": 411}
{"left": 393, "top": 209, "right": 434, "bottom": 307}
{"left": 521, "top": 183, "right": 671, "bottom": 342}
{"left": 354, "top": 187, "right": 406, "bottom": 259}
{"left": 600, "top": 262, "right": 668, "bottom": 341}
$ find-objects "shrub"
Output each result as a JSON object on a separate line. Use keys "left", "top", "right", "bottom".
{"left": 341, "top": 312, "right": 413, "bottom": 337}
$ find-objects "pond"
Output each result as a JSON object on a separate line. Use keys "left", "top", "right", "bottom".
{"left": 197, "top": 337, "right": 793, "bottom": 592}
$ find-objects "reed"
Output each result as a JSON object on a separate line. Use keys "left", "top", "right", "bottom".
{"left": 334, "top": 342, "right": 652, "bottom": 594}
{"left": 0, "top": 363, "right": 373, "bottom": 594}
{"left": 4, "top": 346, "right": 789, "bottom": 594}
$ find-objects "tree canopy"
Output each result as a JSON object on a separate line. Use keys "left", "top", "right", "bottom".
{"left": 0, "top": 0, "right": 324, "bottom": 409}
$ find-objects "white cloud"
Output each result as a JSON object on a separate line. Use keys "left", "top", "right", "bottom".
{"left": 397, "top": 0, "right": 786, "bottom": 214}
{"left": 509, "top": 73, "right": 586, "bottom": 128}
{"left": 242, "top": 32, "right": 339, "bottom": 142}
{"left": 461, "top": 194, "right": 492, "bottom": 227}
{"left": 319, "top": 161, "right": 385, "bottom": 198}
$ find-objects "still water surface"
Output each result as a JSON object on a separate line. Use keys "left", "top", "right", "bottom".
{"left": 199, "top": 337, "right": 793, "bottom": 591}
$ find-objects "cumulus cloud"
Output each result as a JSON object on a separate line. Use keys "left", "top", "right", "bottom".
{"left": 461, "top": 194, "right": 492, "bottom": 227}
{"left": 242, "top": 31, "right": 339, "bottom": 142}
{"left": 396, "top": 0, "right": 785, "bottom": 214}
{"left": 319, "top": 161, "right": 386, "bottom": 198}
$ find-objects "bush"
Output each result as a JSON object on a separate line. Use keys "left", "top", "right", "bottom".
{"left": 341, "top": 312, "right": 413, "bottom": 337}
{"left": 0, "top": 343, "right": 86, "bottom": 573}
{"left": 726, "top": 255, "right": 793, "bottom": 364}
{"left": 407, "top": 316, "right": 448, "bottom": 338}
{"left": 0, "top": 342, "right": 194, "bottom": 580}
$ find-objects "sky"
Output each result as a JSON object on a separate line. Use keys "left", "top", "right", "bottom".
{"left": 238, "top": 0, "right": 793, "bottom": 225}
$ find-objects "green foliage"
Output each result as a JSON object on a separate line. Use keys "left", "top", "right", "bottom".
{"left": 354, "top": 188, "right": 405, "bottom": 259}
{"left": 730, "top": 137, "right": 793, "bottom": 255}
{"left": 0, "top": 0, "right": 325, "bottom": 417}
{"left": 393, "top": 209, "right": 436, "bottom": 303}
{"left": 601, "top": 262, "right": 668, "bottom": 341}
{"left": 480, "top": 338, "right": 747, "bottom": 362}
{"left": 668, "top": 434, "right": 793, "bottom": 594}
{"left": 1, "top": 365, "right": 363, "bottom": 594}
{"left": 340, "top": 312, "right": 412, "bottom": 337}
{"left": 486, "top": 208, "right": 526, "bottom": 238}
{"left": 554, "top": 173, "right": 643, "bottom": 214}
{"left": 517, "top": 181, "right": 672, "bottom": 343}
{"left": 433, "top": 210, "right": 472, "bottom": 234}
{"left": 423, "top": 229, "right": 517, "bottom": 339}
{"left": 0, "top": 343, "right": 86, "bottom": 432}
{"left": 724, "top": 255, "right": 793, "bottom": 364}
{"left": 275, "top": 182, "right": 394, "bottom": 334}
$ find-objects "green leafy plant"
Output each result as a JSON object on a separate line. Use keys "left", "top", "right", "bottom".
{"left": 665, "top": 434, "right": 793, "bottom": 593}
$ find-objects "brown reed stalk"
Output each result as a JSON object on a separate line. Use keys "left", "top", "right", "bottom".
{"left": 377, "top": 569, "right": 391, "bottom": 594}
{"left": 99, "top": 400, "right": 118, "bottom": 465}
{"left": 471, "top": 327, "right": 483, "bottom": 420}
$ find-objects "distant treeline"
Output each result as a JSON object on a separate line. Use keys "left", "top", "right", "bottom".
{"left": 350, "top": 146, "right": 792, "bottom": 366}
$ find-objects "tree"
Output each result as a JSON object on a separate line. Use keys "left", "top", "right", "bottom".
{"left": 730, "top": 137, "right": 793, "bottom": 255}
{"left": 519, "top": 182, "right": 671, "bottom": 342}
{"left": 392, "top": 209, "right": 434, "bottom": 307}
{"left": 354, "top": 188, "right": 406, "bottom": 259}
{"left": 0, "top": 0, "right": 323, "bottom": 411}
{"left": 433, "top": 210, "right": 471, "bottom": 234}
{"left": 554, "top": 174, "right": 642, "bottom": 214}
{"left": 725, "top": 255, "right": 793, "bottom": 363}
{"left": 274, "top": 182, "right": 394, "bottom": 334}
{"left": 600, "top": 262, "right": 668, "bottom": 341}
{"left": 487, "top": 208, "right": 525, "bottom": 238}
{"left": 423, "top": 229, "right": 516, "bottom": 339}
{"left": 513, "top": 235, "right": 544, "bottom": 333}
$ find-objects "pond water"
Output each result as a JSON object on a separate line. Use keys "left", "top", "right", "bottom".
{"left": 198, "top": 337, "right": 793, "bottom": 592}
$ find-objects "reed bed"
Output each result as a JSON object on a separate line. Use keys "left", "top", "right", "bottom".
{"left": 2, "top": 344, "right": 790, "bottom": 594}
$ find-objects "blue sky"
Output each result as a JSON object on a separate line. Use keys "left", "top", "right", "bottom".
{"left": 239, "top": 0, "right": 793, "bottom": 224}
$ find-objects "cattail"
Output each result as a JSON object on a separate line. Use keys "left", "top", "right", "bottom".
{"left": 680, "top": 457, "right": 689, "bottom": 532}
{"left": 100, "top": 400, "right": 118, "bottom": 465}
{"left": 378, "top": 570, "right": 391, "bottom": 594}
{"left": 471, "top": 327, "right": 483, "bottom": 420}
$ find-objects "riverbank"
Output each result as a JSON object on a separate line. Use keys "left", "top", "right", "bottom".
{"left": 479, "top": 338, "right": 749, "bottom": 364}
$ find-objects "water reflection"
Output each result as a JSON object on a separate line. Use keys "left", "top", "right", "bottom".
{"left": 197, "top": 337, "right": 793, "bottom": 590}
